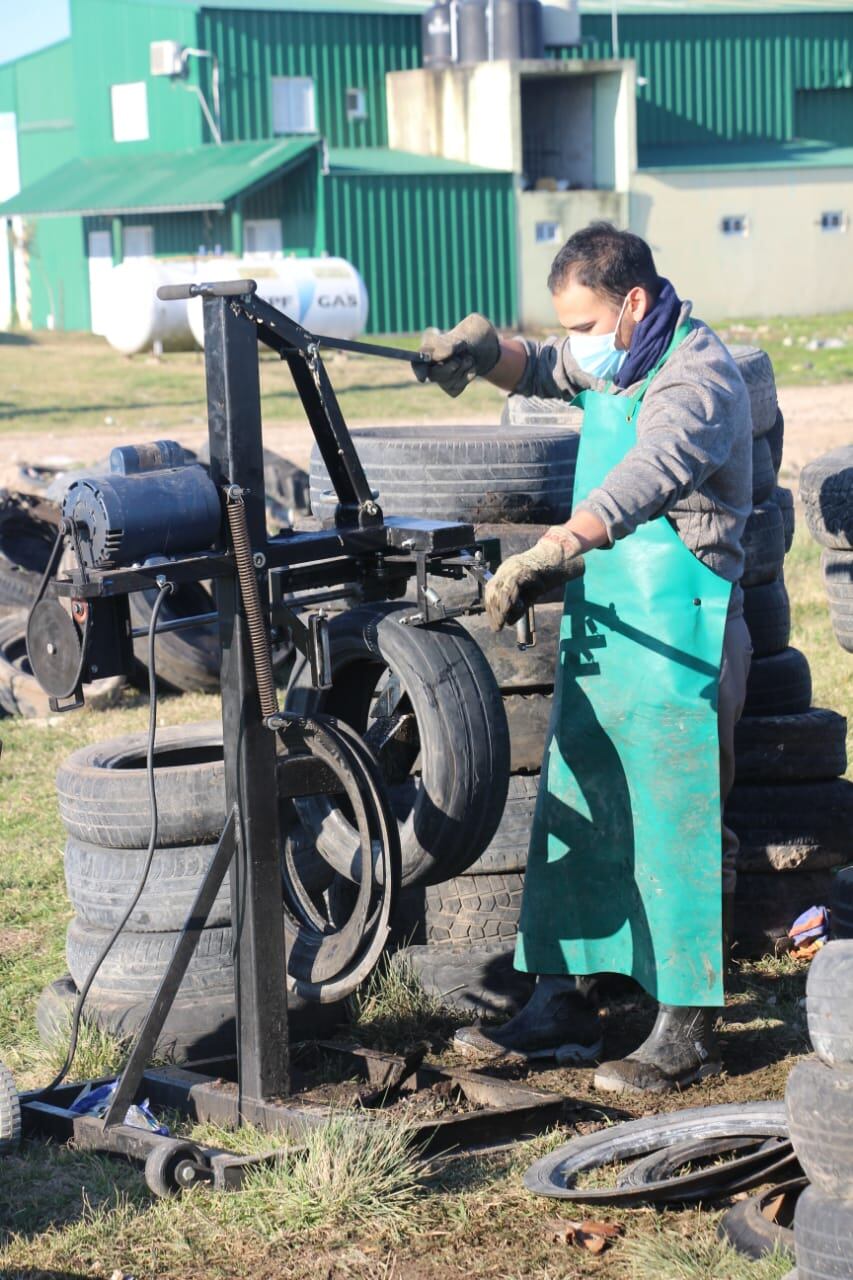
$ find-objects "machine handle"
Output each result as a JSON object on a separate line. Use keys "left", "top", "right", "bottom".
{"left": 157, "top": 280, "right": 258, "bottom": 301}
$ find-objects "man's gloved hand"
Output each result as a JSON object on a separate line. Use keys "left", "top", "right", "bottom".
{"left": 485, "top": 527, "right": 585, "bottom": 631}
{"left": 414, "top": 313, "right": 501, "bottom": 398}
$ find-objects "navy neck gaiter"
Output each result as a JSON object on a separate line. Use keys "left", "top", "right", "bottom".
{"left": 613, "top": 278, "right": 683, "bottom": 390}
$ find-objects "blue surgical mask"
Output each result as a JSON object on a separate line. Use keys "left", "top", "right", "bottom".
{"left": 568, "top": 296, "right": 630, "bottom": 380}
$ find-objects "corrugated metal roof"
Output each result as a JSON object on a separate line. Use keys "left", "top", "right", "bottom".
{"left": 0, "top": 137, "right": 319, "bottom": 217}
{"left": 640, "top": 139, "right": 853, "bottom": 169}
{"left": 329, "top": 147, "right": 504, "bottom": 175}
{"left": 580, "top": 1, "right": 853, "bottom": 12}
{"left": 120, "top": 0, "right": 426, "bottom": 12}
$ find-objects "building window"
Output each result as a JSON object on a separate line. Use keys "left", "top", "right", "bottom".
{"left": 271, "top": 77, "right": 316, "bottom": 134}
{"left": 820, "top": 211, "right": 847, "bottom": 233}
{"left": 720, "top": 215, "right": 749, "bottom": 237}
{"left": 123, "top": 225, "right": 154, "bottom": 257}
{"left": 244, "top": 219, "right": 283, "bottom": 256}
{"left": 535, "top": 221, "right": 561, "bottom": 245}
{"left": 111, "top": 82, "right": 149, "bottom": 143}
{"left": 346, "top": 88, "right": 368, "bottom": 122}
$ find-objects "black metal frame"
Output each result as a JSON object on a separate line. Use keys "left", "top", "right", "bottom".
{"left": 20, "top": 285, "right": 552, "bottom": 1191}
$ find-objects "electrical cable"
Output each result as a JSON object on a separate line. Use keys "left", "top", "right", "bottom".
{"left": 36, "top": 580, "right": 174, "bottom": 1096}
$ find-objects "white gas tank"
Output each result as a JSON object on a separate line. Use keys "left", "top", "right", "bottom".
{"left": 102, "top": 260, "right": 200, "bottom": 355}
{"left": 187, "top": 257, "right": 369, "bottom": 348}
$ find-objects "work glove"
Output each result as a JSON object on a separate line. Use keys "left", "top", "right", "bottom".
{"left": 414, "top": 313, "right": 501, "bottom": 398}
{"left": 485, "top": 527, "right": 585, "bottom": 631}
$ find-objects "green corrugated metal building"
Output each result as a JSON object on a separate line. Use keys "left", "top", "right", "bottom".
{"left": 1, "top": 0, "right": 852, "bottom": 333}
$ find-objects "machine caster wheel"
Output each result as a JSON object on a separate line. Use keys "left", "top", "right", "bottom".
{"left": 0, "top": 1059, "right": 21, "bottom": 1155}
{"left": 144, "top": 1140, "right": 210, "bottom": 1197}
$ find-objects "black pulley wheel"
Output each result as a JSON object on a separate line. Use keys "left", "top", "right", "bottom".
{"left": 285, "top": 604, "right": 510, "bottom": 887}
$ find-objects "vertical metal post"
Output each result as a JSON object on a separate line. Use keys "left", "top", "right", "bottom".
{"left": 611, "top": 3, "right": 620, "bottom": 59}
{"left": 202, "top": 294, "right": 290, "bottom": 1112}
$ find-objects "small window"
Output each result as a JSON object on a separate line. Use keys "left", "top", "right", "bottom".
{"left": 244, "top": 219, "right": 283, "bottom": 256}
{"left": 535, "top": 221, "right": 561, "bottom": 245}
{"left": 820, "top": 211, "right": 847, "bottom": 233}
{"left": 111, "top": 82, "right": 149, "bottom": 143}
{"left": 346, "top": 88, "right": 368, "bottom": 122}
{"left": 123, "top": 225, "right": 154, "bottom": 257}
{"left": 271, "top": 77, "right": 316, "bottom": 134}
{"left": 720, "top": 215, "right": 748, "bottom": 237}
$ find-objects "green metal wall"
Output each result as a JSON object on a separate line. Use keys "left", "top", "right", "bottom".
{"left": 196, "top": 6, "right": 421, "bottom": 148}
{"left": 69, "top": 0, "right": 202, "bottom": 156}
{"left": 795, "top": 87, "right": 853, "bottom": 147}
{"left": 27, "top": 217, "right": 90, "bottom": 331}
{"left": 568, "top": 10, "right": 853, "bottom": 148}
{"left": 324, "top": 171, "right": 517, "bottom": 334}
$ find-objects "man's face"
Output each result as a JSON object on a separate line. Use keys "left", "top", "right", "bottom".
{"left": 551, "top": 275, "right": 648, "bottom": 349}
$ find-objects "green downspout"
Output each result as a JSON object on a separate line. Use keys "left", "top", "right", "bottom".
{"left": 313, "top": 144, "right": 326, "bottom": 256}
{"left": 111, "top": 216, "right": 123, "bottom": 265}
{"left": 231, "top": 197, "right": 244, "bottom": 257}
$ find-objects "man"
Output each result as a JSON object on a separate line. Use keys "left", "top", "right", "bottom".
{"left": 414, "top": 222, "right": 753, "bottom": 1094}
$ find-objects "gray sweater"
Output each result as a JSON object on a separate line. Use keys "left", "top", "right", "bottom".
{"left": 515, "top": 301, "right": 753, "bottom": 594}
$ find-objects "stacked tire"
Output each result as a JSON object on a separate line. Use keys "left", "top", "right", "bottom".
{"left": 38, "top": 723, "right": 238, "bottom": 1062}
{"left": 800, "top": 445, "right": 853, "bottom": 653}
{"left": 785, "top": 941, "right": 853, "bottom": 1279}
{"left": 726, "top": 348, "right": 853, "bottom": 959}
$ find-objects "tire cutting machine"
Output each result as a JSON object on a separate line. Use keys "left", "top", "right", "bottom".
{"left": 19, "top": 280, "right": 524, "bottom": 1192}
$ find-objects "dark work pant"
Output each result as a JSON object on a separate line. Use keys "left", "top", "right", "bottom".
{"left": 719, "top": 612, "right": 753, "bottom": 894}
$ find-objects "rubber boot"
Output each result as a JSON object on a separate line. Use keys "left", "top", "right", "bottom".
{"left": 453, "top": 974, "right": 603, "bottom": 1064}
{"left": 593, "top": 1003, "right": 722, "bottom": 1095}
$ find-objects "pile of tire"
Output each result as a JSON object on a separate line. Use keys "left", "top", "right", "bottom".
{"left": 785, "top": 940, "right": 853, "bottom": 1279}
{"left": 308, "top": 417, "right": 580, "bottom": 1014}
{"left": 800, "top": 444, "right": 853, "bottom": 654}
{"left": 725, "top": 348, "right": 853, "bottom": 960}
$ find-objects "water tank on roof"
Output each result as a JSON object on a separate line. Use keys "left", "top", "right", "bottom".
{"left": 458, "top": 0, "right": 489, "bottom": 65}
{"left": 495, "top": 0, "right": 544, "bottom": 60}
{"left": 422, "top": 2, "right": 454, "bottom": 68}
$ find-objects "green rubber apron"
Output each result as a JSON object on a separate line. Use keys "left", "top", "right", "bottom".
{"left": 515, "top": 321, "right": 730, "bottom": 1007}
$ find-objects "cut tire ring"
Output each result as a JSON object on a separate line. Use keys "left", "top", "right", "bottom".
{"left": 718, "top": 1177, "right": 804, "bottom": 1260}
{"left": 522, "top": 1101, "right": 787, "bottom": 1204}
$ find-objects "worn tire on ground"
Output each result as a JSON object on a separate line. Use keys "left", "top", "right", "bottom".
{"left": 64, "top": 838, "right": 232, "bottom": 932}
{"left": 393, "top": 872, "right": 524, "bottom": 948}
{"left": 775, "top": 486, "right": 795, "bottom": 553}
{"left": 0, "top": 493, "right": 59, "bottom": 610}
{"left": 735, "top": 871, "right": 838, "bottom": 959}
{"left": 752, "top": 436, "right": 777, "bottom": 504}
{"left": 806, "top": 940, "right": 853, "bottom": 1068}
{"left": 456, "top": 602, "right": 562, "bottom": 691}
{"left": 727, "top": 345, "right": 778, "bottom": 437}
{"left": 786, "top": 1058, "right": 853, "bottom": 1200}
{"left": 0, "top": 610, "right": 124, "bottom": 718}
{"left": 0, "top": 1058, "right": 20, "bottom": 1155}
{"left": 718, "top": 1179, "right": 801, "bottom": 1261}
{"left": 466, "top": 773, "right": 539, "bottom": 874}
{"left": 394, "top": 942, "right": 534, "bottom": 1017}
{"left": 766, "top": 409, "right": 785, "bottom": 474}
{"left": 821, "top": 550, "right": 853, "bottom": 652}
{"left": 831, "top": 868, "right": 853, "bottom": 941}
{"left": 742, "top": 579, "right": 791, "bottom": 658}
{"left": 56, "top": 722, "right": 226, "bottom": 849}
{"left": 734, "top": 709, "right": 847, "bottom": 783}
{"left": 742, "top": 502, "right": 786, "bottom": 588}
{"left": 800, "top": 446, "right": 853, "bottom": 551}
{"left": 727, "top": 780, "right": 853, "bottom": 872}
{"left": 130, "top": 580, "right": 220, "bottom": 693}
{"left": 309, "top": 425, "right": 580, "bottom": 524}
{"left": 794, "top": 1185, "right": 853, "bottom": 1280}
{"left": 743, "top": 647, "right": 812, "bottom": 717}
{"left": 286, "top": 603, "right": 510, "bottom": 886}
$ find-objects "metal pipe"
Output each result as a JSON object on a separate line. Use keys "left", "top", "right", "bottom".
{"left": 130, "top": 610, "right": 217, "bottom": 640}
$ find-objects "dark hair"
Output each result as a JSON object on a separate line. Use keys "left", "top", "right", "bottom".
{"left": 547, "top": 222, "right": 662, "bottom": 304}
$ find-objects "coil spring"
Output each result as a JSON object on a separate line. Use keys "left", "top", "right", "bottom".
{"left": 226, "top": 495, "right": 278, "bottom": 720}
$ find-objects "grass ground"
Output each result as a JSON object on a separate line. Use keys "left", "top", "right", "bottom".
{"left": 1, "top": 308, "right": 852, "bottom": 447}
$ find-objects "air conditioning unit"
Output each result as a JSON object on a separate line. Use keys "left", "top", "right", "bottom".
{"left": 150, "top": 40, "right": 185, "bottom": 78}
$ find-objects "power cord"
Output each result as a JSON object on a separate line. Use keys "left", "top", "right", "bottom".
{"left": 37, "top": 580, "right": 174, "bottom": 1095}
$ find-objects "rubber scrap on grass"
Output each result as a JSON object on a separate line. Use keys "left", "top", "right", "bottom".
{"left": 547, "top": 1218, "right": 623, "bottom": 1254}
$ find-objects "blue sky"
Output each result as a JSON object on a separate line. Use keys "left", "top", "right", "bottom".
{"left": 1, "top": 0, "right": 70, "bottom": 64}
